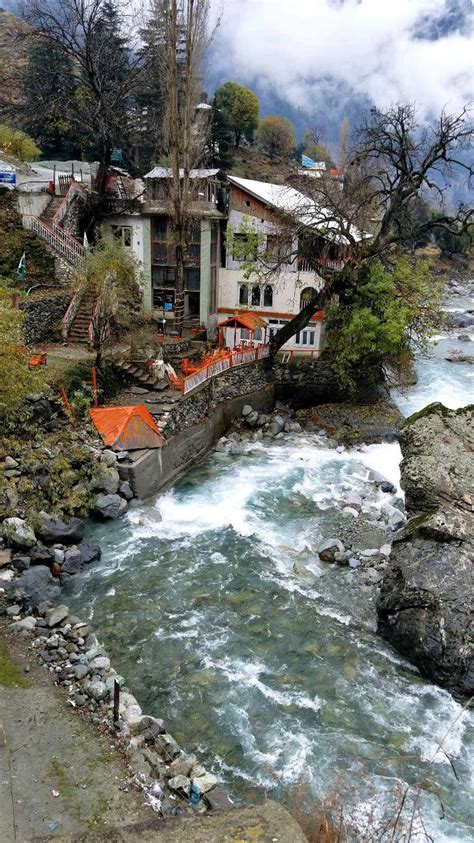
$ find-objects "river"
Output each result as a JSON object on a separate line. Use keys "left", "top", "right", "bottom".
{"left": 64, "top": 298, "right": 473, "bottom": 841}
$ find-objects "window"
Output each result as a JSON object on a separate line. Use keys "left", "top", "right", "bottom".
{"left": 263, "top": 285, "right": 273, "bottom": 307}
{"left": 251, "top": 285, "right": 261, "bottom": 306}
{"left": 266, "top": 235, "right": 280, "bottom": 262}
{"left": 241, "top": 329, "right": 249, "bottom": 339}
{"left": 300, "top": 287, "right": 317, "bottom": 309}
{"left": 209, "top": 267, "right": 217, "bottom": 314}
{"left": 185, "top": 269, "right": 200, "bottom": 291}
{"left": 254, "top": 328, "right": 262, "bottom": 341}
{"left": 239, "top": 284, "right": 249, "bottom": 305}
{"left": 153, "top": 288, "right": 175, "bottom": 309}
{"left": 233, "top": 233, "right": 249, "bottom": 261}
{"left": 111, "top": 225, "right": 132, "bottom": 247}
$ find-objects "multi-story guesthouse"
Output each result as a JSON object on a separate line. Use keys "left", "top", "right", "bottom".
{"left": 103, "top": 169, "right": 365, "bottom": 355}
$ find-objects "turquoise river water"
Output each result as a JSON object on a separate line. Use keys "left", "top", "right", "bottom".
{"left": 64, "top": 306, "right": 473, "bottom": 840}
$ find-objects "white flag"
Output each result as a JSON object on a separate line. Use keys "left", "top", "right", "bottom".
{"left": 16, "top": 252, "right": 26, "bottom": 278}
{"left": 83, "top": 231, "right": 89, "bottom": 249}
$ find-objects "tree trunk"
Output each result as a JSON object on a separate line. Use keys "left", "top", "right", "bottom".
{"left": 269, "top": 282, "right": 336, "bottom": 357}
{"left": 174, "top": 240, "right": 185, "bottom": 335}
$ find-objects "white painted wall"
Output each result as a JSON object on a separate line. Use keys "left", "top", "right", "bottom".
{"left": 225, "top": 209, "right": 298, "bottom": 273}
{"left": 16, "top": 191, "right": 52, "bottom": 218}
{"left": 218, "top": 268, "right": 324, "bottom": 315}
{"left": 102, "top": 214, "right": 144, "bottom": 267}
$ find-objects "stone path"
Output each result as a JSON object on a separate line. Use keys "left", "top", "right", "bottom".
{"left": 0, "top": 622, "right": 150, "bottom": 841}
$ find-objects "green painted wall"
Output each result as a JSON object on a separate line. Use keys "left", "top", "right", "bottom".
{"left": 200, "top": 218, "right": 211, "bottom": 326}
{"left": 142, "top": 217, "right": 152, "bottom": 312}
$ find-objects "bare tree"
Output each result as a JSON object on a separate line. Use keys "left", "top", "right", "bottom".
{"left": 149, "top": 0, "right": 213, "bottom": 334}
{"left": 19, "top": 0, "right": 143, "bottom": 195}
{"left": 262, "top": 105, "right": 473, "bottom": 356}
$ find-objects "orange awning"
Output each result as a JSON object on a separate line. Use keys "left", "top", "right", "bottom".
{"left": 218, "top": 311, "right": 268, "bottom": 331}
{"left": 90, "top": 405, "right": 166, "bottom": 451}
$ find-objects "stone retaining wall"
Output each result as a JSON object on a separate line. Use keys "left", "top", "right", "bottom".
{"left": 21, "top": 292, "right": 71, "bottom": 344}
{"left": 273, "top": 354, "right": 386, "bottom": 406}
{"left": 121, "top": 379, "right": 274, "bottom": 500}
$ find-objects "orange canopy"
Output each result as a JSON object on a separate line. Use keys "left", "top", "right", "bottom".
{"left": 218, "top": 311, "right": 268, "bottom": 331}
{"left": 90, "top": 405, "right": 166, "bottom": 451}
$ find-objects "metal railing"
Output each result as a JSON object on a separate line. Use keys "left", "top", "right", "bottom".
{"left": 298, "top": 257, "right": 346, "bottom": 272}
{"left": 53, "top": 180, "right": 85, "bottom": 228}
{"left": 61, "top": 292, "right": 81, "bottom": 338}
{"left": 182, "top": 344, "right": 270, "bottom": 395}
{"left": 22, "top": 214, "right": 85, "bottom": 265}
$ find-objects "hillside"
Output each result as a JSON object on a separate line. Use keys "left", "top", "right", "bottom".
{"left": 227, "top": 146, "right": 300, "bottom": 184}
{"left": 0, "top": 8, "right": 32, "bottom": 107}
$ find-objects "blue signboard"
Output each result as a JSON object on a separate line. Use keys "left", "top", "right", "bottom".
{"left": 0, "top": 163, "right": 16, "bottom": 185}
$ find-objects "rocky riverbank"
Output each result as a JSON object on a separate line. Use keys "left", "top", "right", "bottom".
{"left": 377, "top": 403, "right": 473, "bottom": 698}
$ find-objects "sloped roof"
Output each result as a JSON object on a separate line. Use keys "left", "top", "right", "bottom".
{"left": 226, "top": 175, "right": 369, "bottom": 244}
{"left": 90, "top": 405, "right": 166, "bottom": 451}
{"left": 144, "top": 167, "right": 220, "bottom": 180}
{"left": 218, "top": 311, "right": 268, "bottom": 331}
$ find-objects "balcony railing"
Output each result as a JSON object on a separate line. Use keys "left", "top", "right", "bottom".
{"left": 298, "top": 257, "right": 346, "bottom": 273}
{"left": 22, "top": 215, "right": 85, "bottom": 265}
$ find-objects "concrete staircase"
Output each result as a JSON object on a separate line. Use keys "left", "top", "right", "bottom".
{"left": 41, "top": 196, "right": 63, "bottom": 226}
{"left": 67, "top": 297, "right": 95, "bottom": 344}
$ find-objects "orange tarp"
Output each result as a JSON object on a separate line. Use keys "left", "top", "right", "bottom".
{"left": 218, "top": 311, "right": 268, "bottom": 331}
{"left": 90, "top": 405, "right": 166, "bottom": 451}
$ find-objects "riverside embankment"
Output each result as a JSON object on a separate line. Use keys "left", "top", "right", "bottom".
{"left": 1, "top": 284, "right": 472, "bottom": 839}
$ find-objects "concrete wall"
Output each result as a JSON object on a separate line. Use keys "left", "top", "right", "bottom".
{"left": 16, "top": 191, "right": 52, "bottom": 218}
{"left": 120, "top": 382, "right": 274, "bottom": 500}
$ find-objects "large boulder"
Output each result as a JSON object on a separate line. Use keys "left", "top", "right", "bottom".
{"left": 398, "top": 403, "right": 473, "bottom": 514}
{"left": 2, "top": 518, "right": 36, "bottom": 548}
{"left": 35, "top": 511, "right": 85, "bottom": 545}
{"left": 377, "top": 404, "right": 474, "bottom": 697}
{"left": 93, "top": 493, "right": 128, "bottom": 520}
{"left": 91, "top": 464, "right": 120, "bottom": 495}
{"left": 7, "top": 565, "right": 61, "bottom": 607}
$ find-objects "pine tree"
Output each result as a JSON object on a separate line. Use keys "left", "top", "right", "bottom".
{"left": 22, "top": 39, "right": 80, "bottom": 159}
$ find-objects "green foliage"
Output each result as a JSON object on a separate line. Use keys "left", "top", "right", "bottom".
{"left": 69, "top": 384, "right": 95, "bottom": 420}
{"left": 302, "top": 132, "right": 335, "bottom": 168}
{"left": 213, "top": 82, "right": 260, "bottom": 149}
{"left": 0, "top": 124, "right": 40, "bottom": 161}
{"left": 0, "top": 192, "right": 55, "bottom": 285}
{"left": 73, "top": 237, "right": 142, "bottom": 365}
{"left": 22, "top": 39, "right": 80, "bottom": 159}
{"left": 326, "top": 257, "right": 445, "bottom": 391}
{"left": 0, "top": 282, "right": 44, "bottom": 417}
{"left": 256, "top": 116, "right": 296, "bottom": 158}
{"left": 225, "top": 218, "right": 267, "bottom": 280}
{"left": 433, "top": 223, "right": 472, "bottom": 257}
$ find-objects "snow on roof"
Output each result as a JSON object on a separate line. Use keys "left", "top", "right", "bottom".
{"left": 144, "top": 167, "right": 220, "bottom": 179}
{"left": 226, "top": 175, "right": 369, "bottom": 244}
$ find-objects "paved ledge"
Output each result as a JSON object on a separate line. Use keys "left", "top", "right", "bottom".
{"left": 39, "top": 801, "right": 308, "bottom": 842}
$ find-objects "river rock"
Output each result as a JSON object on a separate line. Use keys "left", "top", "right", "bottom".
{"left": 8, "top": 565, "right": 61, "bottom": 607}
{"left": 91, "top": 464, "right": 120, "bottom": 495}
{"left": 377, "top": 404, "right": 474, "bottom": 697}
{"left": 84, "top": 679, "right": 107, "bottom": 701}
{"left": 241, "top": 404, "right": 253, "bottom": 417}
{"left": 168, "top": 775, "right": 191, "bottom": 795}
{"left": 167, "top": 753, "right": 196, "bottom": 778}
{"left": 35, "top": 512, "right": 85, "bottom": 545}
{"left": 317, "top": 538, "right": 344, "bottom": 562}
{"left": 192, "top": 772, "right": 218, "bottom": 794}
{"left": 100, "top": 449, "right": 118, "bottom": 467}
{"left": 45, "top": 604, "right": 69, "bottom": 627}
{"left": 12, "top": 555, "right": 30, "bottom": 572}
{"left": 61, "top": 546, "right": 82, "bottom": 575}
{"left": 119, "top": 481, "right": 134, "bottom": 501}
{"left": 2, "top": 518, "right": 36, "bottom": 549}
{"left": 0, "top": 548, "right": 12, "bottom": 567}
{"left": 78, "top": 541, "right": 101, "bottom": 565}
{"left": 11, "top": 616, "right": 37, "bottom": 632}
{"left": 93, "top": 493, "right": 128, "bottom": 519}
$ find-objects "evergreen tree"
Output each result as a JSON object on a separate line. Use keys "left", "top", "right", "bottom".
{"left": 22, "top": 39, "right": 80, "bottom": 159}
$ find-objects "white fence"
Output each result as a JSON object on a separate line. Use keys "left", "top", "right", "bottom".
{"left": 22, "top": 214, "right": 85, "bottom": 265}
{"left": 182, "top": 344, "right": 270, "bottom": 395}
